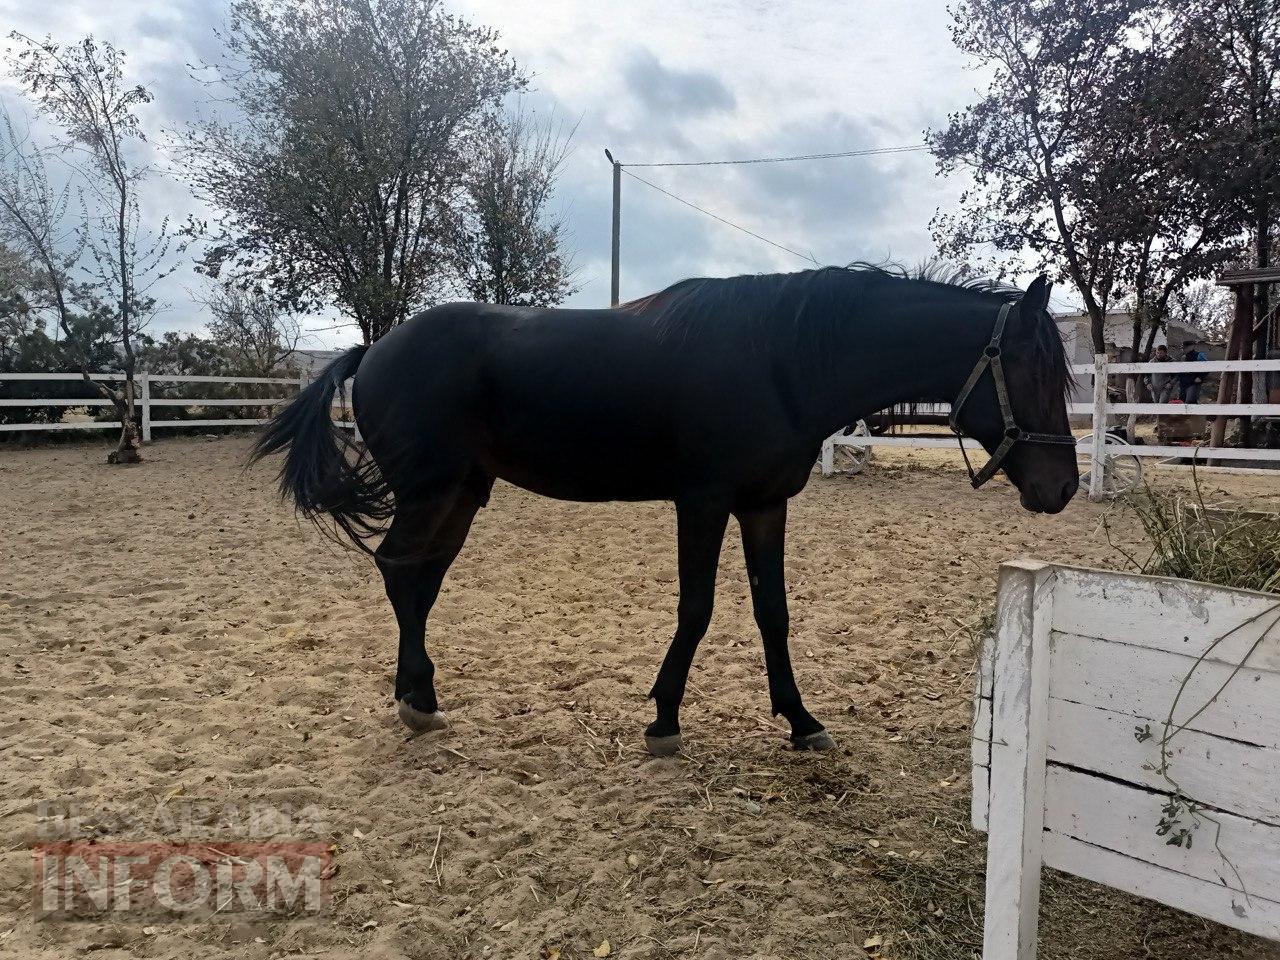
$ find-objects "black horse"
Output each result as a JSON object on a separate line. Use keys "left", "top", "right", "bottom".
{"left": 252, "top": 265, "right": 1078, "bottom": 754}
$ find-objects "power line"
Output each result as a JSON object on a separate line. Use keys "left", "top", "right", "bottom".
{"left": 623, "top": 144, "right": 928, "bottom": 169}
{"left": 621, "top": 167, "right": 820, "bottom": 267}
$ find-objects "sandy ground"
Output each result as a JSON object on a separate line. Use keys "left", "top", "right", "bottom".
{"left": 2, "top": 434, "right": 1279, "bottom": 960}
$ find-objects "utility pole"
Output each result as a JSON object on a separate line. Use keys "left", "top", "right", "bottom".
{"left": 605, "top": 149, "right": 621, "bottom": 306}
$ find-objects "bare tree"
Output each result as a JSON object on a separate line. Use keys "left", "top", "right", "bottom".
{"left": 201, "top": 281, "right": 301, "bottom": 376}
{"left": 452, "top": 108, "right": 577, "bottom": 306}
{"left": 0, "top": 111, "right": 143, "bottom": 448}
{"left": 7, "top": 34, "right": 177, "bottom": 463}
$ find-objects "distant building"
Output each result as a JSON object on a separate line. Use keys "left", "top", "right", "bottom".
{"left": 1054, "top": 310, "right": 1220, "bottom": 408}
{"left": 1054, "top": 310, "right": 1220, "bottom": 366}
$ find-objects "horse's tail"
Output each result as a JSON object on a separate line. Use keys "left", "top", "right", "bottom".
{"left": 249, "top": 345, "right": 393, "bottom": 551}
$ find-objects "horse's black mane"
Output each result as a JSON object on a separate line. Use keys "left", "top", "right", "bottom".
{"left": 620, "top": 261, "right": 1071, "bottom": 406}
{"left": 851, "top": 260, "right": 1023, "bottom": 299}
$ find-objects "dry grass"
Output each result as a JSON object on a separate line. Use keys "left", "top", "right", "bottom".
{"left": 1113, "top": 469, "right": 1280, "bottom": 593}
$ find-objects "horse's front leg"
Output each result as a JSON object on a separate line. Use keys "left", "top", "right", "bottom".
{"left": 644, "top": 501, "right": 729, "bottom": 756}
{"left": 737, "top": 501, "right": 834, "bottom": 750}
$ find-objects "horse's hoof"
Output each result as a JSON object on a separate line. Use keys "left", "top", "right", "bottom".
{"left": 398, "top": 700, "right": 447, "bottom": 735}
{"left": 644, "top": 733, "right": 683, "bottom": 757}
{"left": 792, "top": 729, "right": 836, "bottom": 752}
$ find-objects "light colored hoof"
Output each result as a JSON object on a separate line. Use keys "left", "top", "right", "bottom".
{"left": 644, "top": 733, "right": 683, "bottom": 757}
{"left": 792, "top": 729, "right": 836, "bottom": 752}
{"left": 398, "top": 701, "right": 447, "bottom": 735}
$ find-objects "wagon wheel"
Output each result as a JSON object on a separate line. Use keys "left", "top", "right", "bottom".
{"left": 1078, "top": 432, "right": 1143, "bottom": 497}
{"left": 831, "top": 420, "right": 872, "bottom": 474}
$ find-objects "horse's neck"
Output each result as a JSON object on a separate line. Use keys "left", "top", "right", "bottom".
{"left": 796, "top": 284, "right": 995, "bottom": 440}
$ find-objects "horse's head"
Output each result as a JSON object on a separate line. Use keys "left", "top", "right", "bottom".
{"left": 951, "top": 276, "right": 1079, "bottom": 514}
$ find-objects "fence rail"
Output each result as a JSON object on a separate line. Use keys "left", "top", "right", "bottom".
{"left": 0, "top": 371, "right": 305, "bottom": 440}
{"left": 9, "top": 362, "right": 1280, "bottom": 492}
{"left": 824, "top": 356, "right": 1280, "bottom": 494}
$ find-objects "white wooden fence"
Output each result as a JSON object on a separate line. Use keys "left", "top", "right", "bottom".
{"left": 823, "top": 357, "right": 1280, "bottom": 494}
{"left": 973, "top": 560, "right": 1280, "bottom": 958}
{"left": 0, "top": 371, "right": 345, "bottom": 440}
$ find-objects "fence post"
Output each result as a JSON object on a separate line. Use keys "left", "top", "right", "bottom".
{"left": 982, "top": 561, "right": 1054, "bottom": 960}
{"left": 1088, "top": 354, "right": 1108, "bottom": 500}
{"left": 140, "top": 371, "right": 152, "bottom": 444}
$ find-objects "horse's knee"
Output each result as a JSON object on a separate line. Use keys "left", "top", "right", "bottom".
{"left": 677, "top": 598, "right": 714, "bottom": 638}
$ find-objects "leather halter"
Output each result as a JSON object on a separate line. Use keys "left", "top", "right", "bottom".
{"left": 949, "top": 302, "right": 1077, "bottom": 489}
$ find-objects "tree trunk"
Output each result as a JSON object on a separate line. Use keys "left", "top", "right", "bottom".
{"left": 108, "top": 384, "right": 141, "bottom": 464}
{"left": 1088, "top": 303, "right": 1107, "bottom": 356}
{"left": 1210, "top": 283, "right": 1254, "bottom": 450}
{"left": 1254, "top": 201, "right": 1272, "bottom": 368}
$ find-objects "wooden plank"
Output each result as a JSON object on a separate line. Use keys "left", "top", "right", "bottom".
{"left": 973, "top": 763, "right": 989, "bottom": 832}
{"left": 972, "top": 696, "right": 992, "bottom": 752}
{"left": 0, "top": 372, "right": 127, "bottom": 381}
{"left": 984, "top": 560, "right": 1055, "bottom": 960}
{"left": 978, "top": 632, "right": 994, "bottom": 698}
{"left": 148, "top": 374, "right": 301, "bottom": 385}
{"left": 0, "top": 372, "right": 298, "bottom": 384}
{"left": 1051, "top": 632, "right": 1280, "bottom": 748}
{"left": 1052, "top": 567, "right": 1280, "bottom": 671}
{"left": 1098, "top": 360, "right": 1280, "bottom": 374}
{"left": 831, "top": 434, "right": 1280, "bottom": 462}
{"left": 0, "top": 398, "right": 116, "bottom": 407}
{"left": 1044, "top": 764, "right": 1280, "bottom": 899}
{"left": 972, "top": 645, "right": 993, "bottom": 832}
{"left": 1109, "top": 402, "right": 1280, "bottom": 416}
{"left": 0, "top": 421, "right": 122, "bottom": 432}
{"left": 1122, "top": 445, "right": 1280, "bottom": 462}
{"left": 1088, "top": 354, "right": 1109, "bottom": 501}
{"left": 1043, "top": 831, "right": 1280, "bottom": 940}
{"left": 147, "top": 398, "right": 287, "bottom": 407}
{"left": 149, "top": 418, "right": 271, "bottom": 428}
{"left": 1047, "top": 697, "right": 1280, "bottom": 826}
{"left": 831, "top": 435, "right": 976, "bottom": 450}
{"left": 1155, "top": 462, "right": 1280, "bottom": 476}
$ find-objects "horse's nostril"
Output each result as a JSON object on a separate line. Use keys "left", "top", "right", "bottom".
{"left": 1062, "top": 479, "right": 1079, "bottom": 503}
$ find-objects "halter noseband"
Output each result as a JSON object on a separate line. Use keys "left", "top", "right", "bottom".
{"left": 948, "top": 302, "right": 1077, "bottom": 489}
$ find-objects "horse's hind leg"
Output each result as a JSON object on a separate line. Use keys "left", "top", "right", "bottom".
{"left": 736, "top": 502, "right": 833, "bottom": 751}
{"left": 645, "top": 500, "right": 729, "bottom": 756}
{"left": 376, "top": 477, "right": 489, "bottom": 735}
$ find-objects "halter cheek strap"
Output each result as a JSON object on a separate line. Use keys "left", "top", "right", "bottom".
{"left": 949, "top": 302, "right": 1077, "bottom": 489}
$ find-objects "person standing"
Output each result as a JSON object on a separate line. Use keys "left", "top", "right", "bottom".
{"left": 1148, "top": 344, "right": 1176, "bottom": 404}
{"left": 1179, "top": 340, "right": 1207, "bottom": 403}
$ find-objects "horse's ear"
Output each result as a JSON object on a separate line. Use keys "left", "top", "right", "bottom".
{"left": 1022, "top": 275, "right": 1052, "bottom": 313}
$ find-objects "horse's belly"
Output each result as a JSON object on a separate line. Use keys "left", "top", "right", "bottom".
{"left": 484, "top": 433, "right": 683, "bottom": 503}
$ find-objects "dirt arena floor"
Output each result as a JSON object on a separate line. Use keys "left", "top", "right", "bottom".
{"left": 3, "top": 434, "right": 1280, "bottom": 960}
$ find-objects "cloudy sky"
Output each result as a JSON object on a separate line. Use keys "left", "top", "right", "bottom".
{"left": 0, "top": 0, "right": 1059, "bottom": 350}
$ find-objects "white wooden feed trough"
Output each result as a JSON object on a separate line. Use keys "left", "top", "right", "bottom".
{"left": 972, "top": 560, "right": 1280, "bottom": 959}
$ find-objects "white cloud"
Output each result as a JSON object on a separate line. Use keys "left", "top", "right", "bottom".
{"left": 0, "top": 0, "right": 983, "bottom": 347}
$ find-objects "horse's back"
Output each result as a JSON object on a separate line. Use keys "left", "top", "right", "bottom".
{"left": 352, "top": 301, "right": 804, "bottom": 502}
